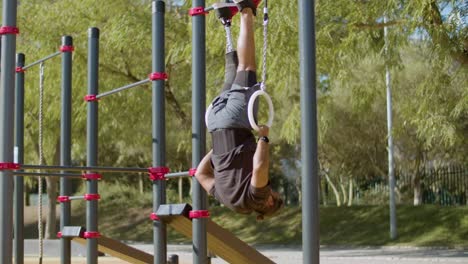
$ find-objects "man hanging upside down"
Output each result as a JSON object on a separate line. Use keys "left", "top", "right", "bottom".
{"left": 195, "top": 0, "right": 283, "bottom": 221}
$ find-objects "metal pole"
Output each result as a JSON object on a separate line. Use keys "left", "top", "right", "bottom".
{"left": 165, "top": 171, "right": 190, "bottom": 179}
{"left": 0, "top": 0, "right": 18, "bottom": 262}
{"left": 14, "top": 52, "right": 25, "bottom": 264}
{"left": 22, "top": 51, "right": 61, "bottom": 70}
{"left": 21, "top": 164, "right": 148, "bottom": 173}
{"left": 96, "top": 78, "right": 150, "bottom": 99}
{"left": 384, "top": 16, "right": 397, "bottom": 240}
{"left": 86, "top": 27, "right": 99, "bottom": 264}
{"left": 191, "top": 0, "right": 208, "bottom": 263}
{"left": 298, "top": 0, "right": 320, "bottom": 263}
{"left": 152, "top": 2, "right": 167, "bottom": 263}
{"left": 14, "top": 172, "right": 81, "bottom": 178}
{"left": 60, "top": 35, "right": 73, "bottom": 264}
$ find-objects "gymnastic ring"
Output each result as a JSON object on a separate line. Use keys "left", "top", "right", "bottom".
{"left": 248, "top": 90, "right": 274, "bottom": 131}
{"left": 205, "top": 103, "right": 213, "bottom": 128}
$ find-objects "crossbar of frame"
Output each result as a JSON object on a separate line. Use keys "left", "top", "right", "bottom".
{"left": 166, "top": 171, "right": 190, "bottom": 179}
{"left": 19, "top": 165, "right": 192, "bottom": 179}
{"left": 13, "top": 172, "right": 82, "bottom": 178}
{"left": 96, "top": 78, "right": 150, "bottom": 99}
{"left": 204, "top": 2, "right": 237, "bottom": 12}
{"left": 21, "top": 164, "right": 148, "bottom": 173}
{"left": 22, "top": 51, "right": 61, "bottom": 70}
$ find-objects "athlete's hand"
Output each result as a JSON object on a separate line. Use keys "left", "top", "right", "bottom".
{"left": 257, "top": 125, "right": 269, "bottom": 137}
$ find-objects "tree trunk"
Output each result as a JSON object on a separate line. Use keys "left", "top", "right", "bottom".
{"left": 25, "top": 185, "right": 31, "bottom": 206}
{"left": 45, "top": 140, "right": 60, "bottom": 239}
{"left": 139, "top": 173, "right": 144, "bottom": 194}
{"left": 45, "top": 177, "right": 58, "bottom": 239}
{"left": 178, "top": 178, "right": 183, "bottom": 203}
{"left": 413, "top": 175, "right": 422, "bottom": 205}
{"left": 319, "top": 173, "right": 327, "bottom": 206}
{"left": 412, "top": 152, "right": 424, "bottom": 206}
{"left": 295, "top": 177, "right": 302, "bottom": 204}
{"left": 339, "top": 176, "right": 347, "bottom": 205}
{"left": 324, "top": 172, "right": 341, "bottom": 206}
{"left": 412, "top": 162, "right": 424, "bottom": 206}
{"left": 347, "top": 178, "right": 353, "bottom": 206}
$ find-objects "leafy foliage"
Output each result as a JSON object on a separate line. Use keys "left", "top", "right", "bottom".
{"left": 11, "top": 0, "right": 467, "bottom": 212}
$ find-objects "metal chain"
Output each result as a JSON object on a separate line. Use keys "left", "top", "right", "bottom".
{"left": 261, "top": 1, "right": 268, "bottom": 90}
{"left": 38, "top": 62, "right": 45, "bottom": 264}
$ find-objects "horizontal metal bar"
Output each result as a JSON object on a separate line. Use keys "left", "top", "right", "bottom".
{"left": 166, "top": 171, "right": 191, "bottom": 179}
{"left": 13, "top": 172, "right": 82, "bottom": 178}
{"left": 22, "top": 51, "right": 62, "bottom": 70}
{"left": 69, "top": 196, "right": 84, "bottom": 201}
{"left": 21, "top": 164, "right": 148, "bottom": 173}
{"left": 205, "top": 2, "right": 237, "bottom": 12}
{"left": 96, "top": 78, "right": 150, "bottom": 99}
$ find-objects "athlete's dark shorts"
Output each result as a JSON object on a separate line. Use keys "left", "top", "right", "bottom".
{"left": 206, "top": 51, "right": 259, "bottom": 132}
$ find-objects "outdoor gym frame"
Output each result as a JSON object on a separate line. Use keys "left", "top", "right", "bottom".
{"left": 0, "top": 1, "right": 319, "bottom": 264}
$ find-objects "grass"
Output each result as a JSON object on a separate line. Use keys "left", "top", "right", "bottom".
{"left": 26, "top": 184, "right": 468, "bottom": 248}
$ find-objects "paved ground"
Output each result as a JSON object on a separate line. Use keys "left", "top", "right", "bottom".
{"left": 23, "top": 240, "right": 468, "bottom": 263}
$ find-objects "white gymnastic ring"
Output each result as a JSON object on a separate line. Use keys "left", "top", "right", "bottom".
{"left": 247, "top": 90, "right": 274, "bottom": 131}
{"left": 205, "top": 103, "right": 213, "bottom": 128}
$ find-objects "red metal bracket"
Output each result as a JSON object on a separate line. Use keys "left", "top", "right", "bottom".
{"left": 189, "top": 6, "right": 208, "bottom": 16}
{"left": 83, "top": 231, "right": 101, "bottom": 239}
{"left": 0, "top": 162, "right": 20, "bottom": 170}
{"left": 149, "top": 72, "right": 168, "bottom": 81}
{"left": 150, "top": 213, "right": 160, "bottom": 221}
{"left": 84, "top": 194, "right": 101, "bottom": 201}
{"left": 82, "top": 173, "right": 102, "bottom": 180}
{"left": 0, "top": 26, "right": 19, "bottom": 35}
{"left": 84, "top": 94, "right": 99, "bottom": 102}
{"left": 148, "top": 166, "right": 170, "bottom": 181}
{"left": 189, "top": 168, "right": 197, "bottom": 177}
{"left": 16, "top": 67, "right": 25, "bottom": 73}
{"left": 189, "top": 210, "right": 210, "bottom": 219}
{"left": 60, "top": 45, "right": 75, "bottom": 53}
{"left": 57, "top": 196, "right": 71, "bottom": 203}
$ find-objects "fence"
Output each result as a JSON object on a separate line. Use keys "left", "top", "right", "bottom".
{"left": 360, "top": 165, "right": 468, "bottom": 206}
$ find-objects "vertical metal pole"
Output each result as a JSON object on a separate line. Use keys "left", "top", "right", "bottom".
{"left": 60, "top": 35, "right": 73, "bottom": 264}
{"left": 298, "top": 0, "right": 320, "bottom": 263}
{"left": 152, "top": 1, "right": 167, "bottom": 264}
{"left": 191, "top": 0, "right": 208, "bottom": 263}
{"left": 86, "top": 27, "right": 99, "bottom": 264}
{"left": 14, "top": 53, "right": 25, "bottom": 264}
{"left": 0, "top": 0, "right": 18, "bottom": 263}
{"left": 384, "top": 16, "right": 397, "bottom": 240}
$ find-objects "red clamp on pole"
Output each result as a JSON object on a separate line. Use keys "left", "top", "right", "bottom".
{"left": 84, "top": 194, "right": 101, "bottom": 201}
{"left": 189, "top": 168, "right": 197, "bottom": 177}
{"left": 57, "top": 232, "right": 63, "bottom": 238}
{"left": 57, "top": 196, "right": 71, "bottom": 203}
{"left": 16, "top": 67, "right": 25, "bottom": 73}
{"left": 148, "top": 166, "right": 170, "bottom": 181}
{"left": 189, "top": 210, "right": 210, "bottom": 219}
{"left": 84, "top": 94, "right": 99, "bottom": 102}
{"left": 189, "top": 6, "right": 208, "bottom": 16}
{"left": 60, "top": 45, "right": 75, "bottom": 53}
{"left": 149, "top": 72, "right": 168, "bottom": 81}
{"left": 82, "top": 173, "right": 102, "bottom": 180}
{"left": 150, "top": 213, "right": 160, "bottom": 221}
{"left": 0, "top": 162, "right": 20, "bottom": 170}
{"left": 0, "top": 26, "right": 19, "bottom": 35}
{"left": 83, "top": 231, "right": 101, "bottom": 239}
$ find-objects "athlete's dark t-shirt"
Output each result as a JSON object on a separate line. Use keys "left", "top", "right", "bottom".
{"left": 209, "top": 129, "right": 271, "bottom": 214}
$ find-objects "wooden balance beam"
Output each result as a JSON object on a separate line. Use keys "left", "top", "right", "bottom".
{"left": 72, "top": 235, "right": 153, "bottom": 264}
{"left": 156, "top": 203, "right": 275, "bottom": 264}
